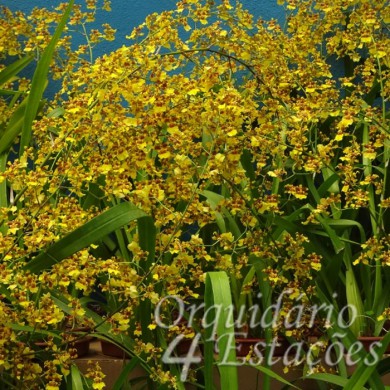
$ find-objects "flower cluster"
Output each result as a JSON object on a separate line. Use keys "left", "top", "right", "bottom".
{"left": 0, "top": 0, "right": 389, "bottom": 387}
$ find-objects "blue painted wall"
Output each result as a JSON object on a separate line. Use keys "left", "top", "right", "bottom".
{"left": 6, "top": 1, "right": 284, "bottom": 56}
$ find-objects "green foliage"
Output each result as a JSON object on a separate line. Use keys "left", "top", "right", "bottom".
{"left": 0, "top": 0, "right": 389, "bottom": 388}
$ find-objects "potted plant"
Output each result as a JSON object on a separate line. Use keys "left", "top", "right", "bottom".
{"left": 0, "top": 2, "right": 160, "bottom": 388}
{"left": 1, "top": 0, "right": 389, "bottom": 388}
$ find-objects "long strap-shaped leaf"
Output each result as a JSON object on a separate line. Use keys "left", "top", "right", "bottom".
{"left": 315, "top": 283, "right": 386, "bottom": 389}
{"left": 0, "top": 153, "right": 7, "bottom": 210}
{"left": 19, "top": 0, "right": 75, "bottom": 155}
{"left": 138, "top": 215, "right": 156, "bottom": 273}
{"left": 307, "top": 373, "right": 365, "bottom": 389}
{"left": 51, "top": 293, "right": 153, "bottom": 377}
{"left": 249, "top": 255, "right": 274, "bottom": 390}
{"left": 24, "top": 202, "right": 151, "bottom": 273}
{"left": 70, "top": 365, "right": 85, "bottom": 390}
{"left": 0, "top": 54, "right": 34, "bottom": 87}
{"left": 204, "top": 271, "right": 238, "bottom": 390}
{"left": 0, "top": 98, "right": 45, "bottom": 155}
{"left": 344, "top": 331, "right": 390, "bottom": 390}
{"left": 111, "top": 359, "right": 143, "bottom": 390}
{"left": 251, "top": 364, "right": 301, "bottom": 389}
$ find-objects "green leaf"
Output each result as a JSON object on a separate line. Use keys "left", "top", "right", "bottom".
{"left": 0, "top": 97, "right": 46, "bottom": 154}
{"left": 204, "top": 271, "right": 238, "bottom": 390}
{"left": 4, "top": 323, "right": 61, "bottom": 339}
{"left": 321, "top": 167, "right": 340, "bottom": 194}
{"left": 317, "top": 173, "right": 340, "bottom": 198}
{"left": 138, "top": 215, "right": 156, "bottom": 273}
{"left": 314, "top": 284, "right": 386, "bottom": 389}
{"left": 0, "top": 54, "right": 34, "bottom": 87}
{"left": 202, "top": 190, "right": 241, "bottom": 238}
{"left": 0, "top": 89, "right": 28, "bottom": 96}
{"left": 344, "top": 331, "right": 390, "bottom": 390}
{"left": 19, "top": 0, "right": 75, "bottom": 155}
{"left": 251, "top": 364, "right": 301, "bottom": 389}
{"left": 51, "top": 293, "right": 155, "bottom": 378}
{"left": 112, "top": 358, "right": 142, "bottom": 390}
{"left": 344, "top": 243, "right": 365, "bottom": 338}
{"left": 249, "top": 255, "right": 274, "bottom": 389}
{"left": 240, "top": 149, "right": 256, "bottom": 181}
{"left": 202, "top": 189, "right": 227, "bottom": 232}
{"left": 81, "top": 181, "right": 105, "bottom": 210}
{"left": 272, "top": 211, "right": 304, "bottom": 240}
{"left": 306, "top": 175, "right": 321, "bottom": 204}
{"left": 0, "top": 153, "right": 7, "bottom": 210}
{"left": 325, "top": 219, "right": 366, "bottom": 243}
{"left": 70, "top": 365, "right": 85, "bottom": 390}
{"left": 201, "top": 190, "right": 224, "bottom": 207}
{"left": 24, "top": 202, "right": 150, "bottom": 273}
{"left": 0, "top": 98, "right": 25, "bottom": 152}
{"left": 237, "top": 266, "right": 256, "bottom": 311}
{"left": 378, "top": 357, "right": 390, "bottom": 377}
{"left": 47, "top": 107, "right": 65, "bottom": 118}
{"left": 307, "top": 373, "right": 361, "bottom": 389}
{"left": 306, "top": 206, "right": 345, "bottom": 254}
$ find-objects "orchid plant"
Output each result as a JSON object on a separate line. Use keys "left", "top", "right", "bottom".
{"left": 0, "top": 0, "right": 389, "bottom": 389}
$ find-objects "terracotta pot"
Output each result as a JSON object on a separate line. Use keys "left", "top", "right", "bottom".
{"left": 71, "top": 336, "right": 93, "bottom": 357}
{"left": 209, "top": 362, "right": 315, "bottom": 390}
{"left": 358, "top": 336, "right": 390, "bottom": 354}
{"left": 174, "top": 337, "right": 205, "bottom": 356}
{"left": 35, "top": 336, "right": 92, "bottom": 358}
{"left": 100, "top": 339, "right": 130, "bottom": 358}
{"left": 66, "top": 326, "right": 93, "bottom": 357}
